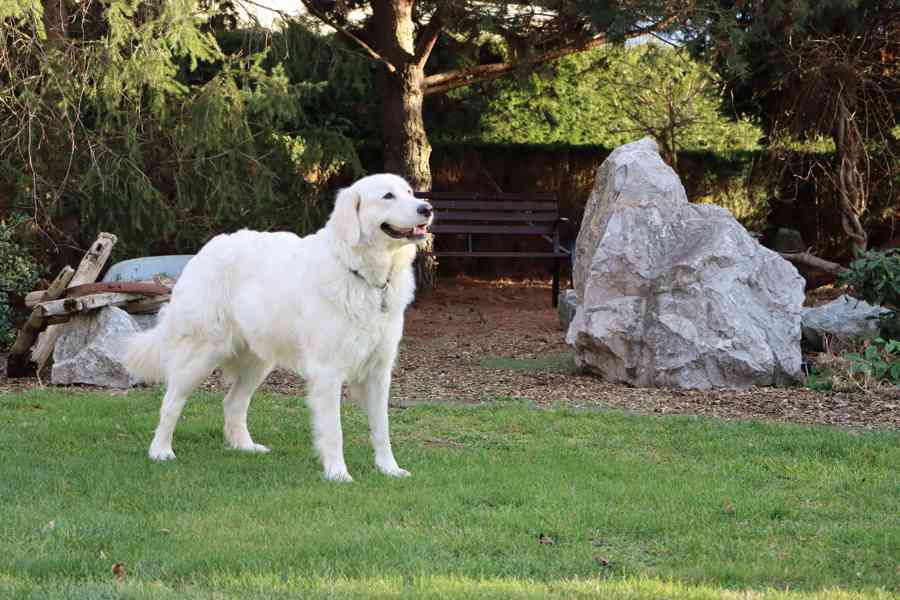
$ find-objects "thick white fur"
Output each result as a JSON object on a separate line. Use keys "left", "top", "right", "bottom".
{"left": 125, "top": 173, "right": 432, "bottom": 482}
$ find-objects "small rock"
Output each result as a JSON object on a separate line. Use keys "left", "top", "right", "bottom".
{"left": 130, "top": 313, "right": 159, "bottom": 331}
{"left": 801, "top": 295, "right": 890, "bottom": 350}
{"left": 51, "top": 307, "right": 143, "bottom": 388}
{"left": 558, "top": 289, "right": 577, "bottom": 330}
{"left": 772, "top": 228, "right": 805, "bottom": 254}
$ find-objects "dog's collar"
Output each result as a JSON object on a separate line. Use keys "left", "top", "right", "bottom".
{"left": 349, "top": 268, "right": 389, "bottom": 290}
{"left": 349, "top": 266, "right": 393, "bottom": 312}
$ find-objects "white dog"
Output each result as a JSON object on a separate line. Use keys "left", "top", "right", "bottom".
{"left": 124, "top": 173, "right": 433, "bottom": 481}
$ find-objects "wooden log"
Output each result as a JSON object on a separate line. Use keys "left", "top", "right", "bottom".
{"left": 44, "top": 315, "right": 72, "bottom": 326}
{"left": 25, "top": 290, "right": 46, "bottom": 307}
{"left": 36, "top": 292, "right": 143, "bottom": 318}
{"left": 37, "top": 292, "right": 171, "bottom": 316}
{"left": 25, "top": 281, "right": 170, "bottom": 306}
{"left": 67, "top": 281, "right": 171, "bottom": 298}
{"left": 778, "top": 251, "right": 848, "bottom": 275}
{"left": 35, "top": 298, "right": 83, "bottom": 317}
{"left": 31, "top": 232, "right": 117, "bottom": 372}
{"left": 22, "top": 266, "right": 75, "bottom": 307}
{"left": 5, "top": 266, "right": 76, "bottom": 377}
{"left": 124, "top": 294, "right": 171, "bottom": 314}
{"left": 7, "top": 310, "right": 46, "bottom": 364}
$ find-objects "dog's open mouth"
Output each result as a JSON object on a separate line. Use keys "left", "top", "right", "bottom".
{"left": 381, "top": 223, "right": 429, "bottom": 241}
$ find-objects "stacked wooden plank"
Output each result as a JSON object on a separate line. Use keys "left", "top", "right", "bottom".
{"left": 5, "top": 233, "right": 172, "bottom": 378}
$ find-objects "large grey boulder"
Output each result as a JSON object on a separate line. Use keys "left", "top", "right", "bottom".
{"left": 567, "top": 137, "right": 805, "bottom": 389}
{"left": 802, "top": 295, "right": 890, "bottom": 350}
{"left": 52, "top": 307, "right": 142, "bottom": 388}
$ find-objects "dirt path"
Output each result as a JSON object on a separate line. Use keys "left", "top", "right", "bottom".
{"left": 2, "top": 278, "right": 898, "bottom": 430}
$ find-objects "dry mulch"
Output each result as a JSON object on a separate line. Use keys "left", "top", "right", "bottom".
{"left": 391, "top": 278, "right": 899, "bottom": 431}
{"left": 2, "top": 278, "right": 898, "bottom": 431}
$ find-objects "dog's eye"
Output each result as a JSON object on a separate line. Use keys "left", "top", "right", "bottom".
{"left": 383, "top": 192, "right": 395, "bottom": 199}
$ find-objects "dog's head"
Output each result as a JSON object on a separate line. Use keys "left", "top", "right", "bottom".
{"left": 329, "top": 174, "right": 433, "bottom": 248}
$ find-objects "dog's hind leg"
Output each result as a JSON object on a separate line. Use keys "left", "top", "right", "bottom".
{"left": 306, "top": 374, "right": 352, "bottom": 482}
{"left": 149, "top": 347, "right": 222, "bottom": 461}
{"left": 221, "top": 353, "right": 273, "bottom": 453}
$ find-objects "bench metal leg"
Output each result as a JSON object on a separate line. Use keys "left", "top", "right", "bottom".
{"left": 552, "top": 259, "right": 560, "bottom": 308}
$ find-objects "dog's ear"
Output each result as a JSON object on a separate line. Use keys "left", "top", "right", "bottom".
{"left": 330, "top": 187, "right": 361, "bottom": 247}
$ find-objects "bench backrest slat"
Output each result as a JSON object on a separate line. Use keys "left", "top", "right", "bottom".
{"left": 416, "top": 191, "right": 556, "bottom": 202}
{"left": 430, "top": 200, "right": 558, "bottom": 212}
{"left": 434, "top": 211, "right": 558, "bottom": 222}
{"left": 430, "top": 224, "right": 555, "bottom": 235}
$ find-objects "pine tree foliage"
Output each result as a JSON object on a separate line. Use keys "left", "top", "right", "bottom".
{"left": 1, "top": 2, "right": 362, "bottom": 258}
{"left": 447, "top": 45, "right": 760, "bottom": 163}
{"left": 692, "top": 0, "right": 900, "bottom": 257}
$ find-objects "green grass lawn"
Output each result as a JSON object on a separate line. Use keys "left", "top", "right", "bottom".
{"left": 0, "top": 388, "right": 898, "bottom": 599}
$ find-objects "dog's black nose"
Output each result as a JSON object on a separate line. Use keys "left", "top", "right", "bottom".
{"left": 417, "top": 203, "right": 433, "bottom": 218}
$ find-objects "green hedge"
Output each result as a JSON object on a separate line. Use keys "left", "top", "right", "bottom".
{"left": 0, "top": 216, "right": 42, "bottom": 350}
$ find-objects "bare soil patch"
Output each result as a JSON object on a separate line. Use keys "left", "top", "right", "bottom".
{"left": 2, "top": 277, "right": 897, "bottom": 430}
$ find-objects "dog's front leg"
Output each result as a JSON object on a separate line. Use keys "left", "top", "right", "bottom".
{"left": 307, "top": 375, "right": 352, "bottom": 482}
{"left": 354, "top": 366, "right": 410, "bottom": 478}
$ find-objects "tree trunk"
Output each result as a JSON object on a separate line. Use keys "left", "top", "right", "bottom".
{"left": 374, "top": 0, "right": 437, "bottom": 288}
{"left": 832, "top": 94, "right": 868, "bottom": 257}
{"left": 380, "top": 63, "right": 432, "bottom": 190}
{"left": 664, "top": 95, "right": 678, "bottom": 171}
{"left": 373, "top": 0, "right": 432, "bottom": 190}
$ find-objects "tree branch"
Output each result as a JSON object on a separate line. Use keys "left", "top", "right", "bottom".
{"left": 779, "top": 251, "right": 848, "bottom": 275}
{"left": 298, "top": 0, "right": 396, "bottom": 73}
{"left": 422, "top": 17, "right": 676, "bottom": 96}
{"left": 423, "top": 34, "right": 606, "bottom": 95}
{"left": 414, "top": 10, "right": 444, "bottom": 69}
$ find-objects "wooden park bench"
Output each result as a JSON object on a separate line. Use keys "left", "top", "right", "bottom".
{"left": 415, "top": 191, "right": 570, "bottom": 306}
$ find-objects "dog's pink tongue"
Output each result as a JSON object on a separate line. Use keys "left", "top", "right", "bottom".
{"left": 414, "top": 225, "right": 428, "bottom": 235}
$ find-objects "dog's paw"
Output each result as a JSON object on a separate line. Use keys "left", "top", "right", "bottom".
{"left": 323, "top": 467, "right": 354, "bottom": 483}
{"left": 148, "top": 446, "right": 176, "bottom": 461}
{"left": 377, "top": 463, "right": 411, "bottom": 478}
{"left": 230, "top": 442, "right": 271, "bottom": 454}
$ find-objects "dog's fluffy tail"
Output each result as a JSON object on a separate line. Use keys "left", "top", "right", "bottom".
{"left": 124, "top": 308, "right": 169, "bottom": 384}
